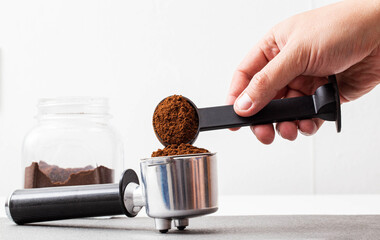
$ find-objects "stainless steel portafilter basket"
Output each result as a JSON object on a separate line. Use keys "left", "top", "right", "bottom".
{"left": 5, "top": 153, "right": 218, "bottom": 233}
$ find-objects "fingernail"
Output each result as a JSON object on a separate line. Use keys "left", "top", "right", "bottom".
{"left": 299, "top": 129, "right": 312, "bottom": 136}
{"left": 236, "top": 93, "right": 253, "bottom": 111}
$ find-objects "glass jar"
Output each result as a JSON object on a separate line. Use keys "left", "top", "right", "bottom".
{"left": 22, "top": 97, "right": 123, "bottom": 188}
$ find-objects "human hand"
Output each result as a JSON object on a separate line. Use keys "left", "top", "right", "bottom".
{"left": 227, "top": 0, "right": 380, "bottom": 144}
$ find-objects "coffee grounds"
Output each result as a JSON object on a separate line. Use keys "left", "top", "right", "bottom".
{"left": 24, "top": 161, "right": 114, "bottom": 188}
{"left": 151, "top": 143, "right": 209, "bottom": 157}
{"left": 153, "top": 95, "right": 198, "bottom": 145}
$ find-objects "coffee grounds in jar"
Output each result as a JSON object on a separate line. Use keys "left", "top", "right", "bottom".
{"left": 153, "top": 95, "right": 198, "bottom": 145}
{"left": 24, "top": 161, "right": 114, "bottom": 188}
{"left": 151, "top": 143, "right": 209, "bottom": 157}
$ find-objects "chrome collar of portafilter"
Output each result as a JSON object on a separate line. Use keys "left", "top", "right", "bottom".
{"left": 4, "top": 193, "right": 13, "bottom": 223}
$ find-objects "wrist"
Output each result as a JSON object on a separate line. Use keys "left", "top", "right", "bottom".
{"left": 346, "top": 0, "right": 380, "bottom": 47}
{"left": 370, "top": 0, "right": 380, "bottom": 46}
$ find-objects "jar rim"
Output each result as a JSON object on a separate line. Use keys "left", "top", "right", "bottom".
{"left": 38, "top": 97, "right": 108, "bottom": 107}
{"left": 37, "top": 97, "right": 110, "bottom": 116}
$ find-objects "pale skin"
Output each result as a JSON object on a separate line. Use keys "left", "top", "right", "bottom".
{"left": 227, "top": 0, "right": 380, "bottom": 144}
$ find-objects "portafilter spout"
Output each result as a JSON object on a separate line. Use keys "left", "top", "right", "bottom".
{"left": 155, "top": 75, "right": 341, "bottom": 145}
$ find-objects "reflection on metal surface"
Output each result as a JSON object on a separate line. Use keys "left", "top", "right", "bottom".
{"left": 140, "top": 153, "right": 218, "bottom": 219}
{"left": 4, "top": 194, "right": 14, "bottom": 223}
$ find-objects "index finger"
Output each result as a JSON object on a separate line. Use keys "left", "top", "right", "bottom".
{"left": 227, "top": 46, "right": 267, "bottom": 105}
{"left": 227, "top": 35, "right": 279, "bottom": 105}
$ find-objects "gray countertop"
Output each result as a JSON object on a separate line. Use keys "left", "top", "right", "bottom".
{"left": 1, "top": 215, "right": 379, "bottom": 240}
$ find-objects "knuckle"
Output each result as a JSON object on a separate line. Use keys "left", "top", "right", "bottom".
{"left": 260, "top": 35, "right": 280, "bottom": 60}
{"left": 235, "top": 68, "right": 253, "bottom": 80}
{"left": 252, "top": 71, "right": 272, "bottom": 93}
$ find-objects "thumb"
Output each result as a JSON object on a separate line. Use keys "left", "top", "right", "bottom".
{"left": 234, "top": 46, "right": 305, "bottom": 117}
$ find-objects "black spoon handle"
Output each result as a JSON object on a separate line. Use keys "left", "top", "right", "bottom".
{"left": 198, "top": 96, "right": 316, "bottom": 131}
{"left": 198, "top": 81, "right": 339, "bottom": 131}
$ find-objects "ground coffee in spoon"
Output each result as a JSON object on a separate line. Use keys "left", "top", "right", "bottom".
{"left": 153, "top": 95, "right": 198, "bottom": 145}
{"left": 152, "top": 95, "right": 210, "bottom": 157}
{"left": 151, "top": 143, "right": 209, "bottom": 157}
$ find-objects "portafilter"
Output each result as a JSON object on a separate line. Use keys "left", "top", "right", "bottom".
{"left": 5, "top": 153, "right": 218, "bottom": 233}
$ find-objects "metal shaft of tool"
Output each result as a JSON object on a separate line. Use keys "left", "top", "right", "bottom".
{"left": 5, "top": 184, "right": 123, "bottom": 224}
{"left": 5, "top": 169, "right": 141, "bottom": 225}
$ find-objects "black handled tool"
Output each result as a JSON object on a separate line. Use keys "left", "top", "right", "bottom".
{"left": 156, "top": 75, "right": 341, "bottom": 145}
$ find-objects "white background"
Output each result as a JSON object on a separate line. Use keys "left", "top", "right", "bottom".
{"left": 0, "top": 0, "right": 379, "bottom": 200}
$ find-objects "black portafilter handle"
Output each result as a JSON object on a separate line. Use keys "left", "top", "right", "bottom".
{"left": 192, "top": 75, "right": 341, "bottom": 134}
{"left": 5, "top": 169, "right": 139, "bottom": 225}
